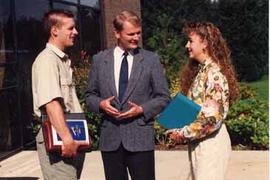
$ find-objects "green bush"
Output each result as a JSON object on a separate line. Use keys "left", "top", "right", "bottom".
{"left": 238, "top": 82, "right": 257, "bottom": 100}
{"left": 154, "top": 122, "right": 168, "bottom": 147}
{"left": 225, "top": 98, "right": 269, "bottom": 149}
{"left": 84, "top": 111, "right": 102, "bottom": 150}
{"left": 73, "top": 54, "right": 102, "bottom": 150}
{"left": 142, "top": 12, "right": 188, "bottom": 84}
{"left": 225, "top": 82, "right": 269, "bottom": 149}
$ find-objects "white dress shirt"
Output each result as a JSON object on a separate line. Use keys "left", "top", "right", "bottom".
{"left": 114, "top": 46, "right": 134, "bottom": 95}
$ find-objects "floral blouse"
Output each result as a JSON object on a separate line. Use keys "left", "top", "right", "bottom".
{"left": 181, "top": 59, "right": 230, "bottom": 141}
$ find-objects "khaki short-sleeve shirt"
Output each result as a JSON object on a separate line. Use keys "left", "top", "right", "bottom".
{"left": 32, "top": 43, "right": 82, "bottom": 117}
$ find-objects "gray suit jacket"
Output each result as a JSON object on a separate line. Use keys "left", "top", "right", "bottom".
{"left": 85, "top": 47, "right": 170, "bottom": 152}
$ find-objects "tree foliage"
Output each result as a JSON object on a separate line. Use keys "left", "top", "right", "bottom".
{"left": 141, "top": 0, "right": 268, "bottom": 81}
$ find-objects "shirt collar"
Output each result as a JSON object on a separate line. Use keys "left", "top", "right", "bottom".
{"left": 46, "top": 43, "right": 68, "bottom": 60}
{"left": 199, "top": 58, "right": 213, "bottom": 69}
{"left": 115, "top": 46, "right": 134, "bottom": 57}
{"left": 203, "top": 58, "right": 212, "bottom": 66}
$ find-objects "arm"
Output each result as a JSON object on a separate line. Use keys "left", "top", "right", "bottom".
{"left": 181, "top": 70, "right": 230, "bottom": 141}
{"left": 85, "top": 55, "right": 104, "bottom": 113}
{"left": 45, "top": 99, "right": 78, "bottom": 157}
{"left": 85, "top": 55, "right": 120, "bottom": 116}
{"left": 32, "top": 55, "right": 78, "bottom": 156}
{"left": 140, "top": 55, "right": 171, "bottom": 121}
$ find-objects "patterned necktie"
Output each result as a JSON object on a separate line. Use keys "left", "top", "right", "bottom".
{"left": 119, "top": 51, "right": 129, "bottom": 102}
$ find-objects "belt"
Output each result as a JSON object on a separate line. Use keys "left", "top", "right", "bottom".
{"left": 189, "top": 126, "right": 221, "bottom": 144}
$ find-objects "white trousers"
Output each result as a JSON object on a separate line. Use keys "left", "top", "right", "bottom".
{"left": 186, "top": 124, "right": 231, "bottom": 180}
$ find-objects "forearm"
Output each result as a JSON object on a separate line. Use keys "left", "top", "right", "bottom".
{"left": 45, "top": 100, "right": 73, "bottom": 143}
{"left": 181, "top": 117, "right": 223, "bottom": 141}
{"left": 142, "top": 58, "right": 170, "bottom": 121}
{"left": 141, "top": 96, "right": 170, "bottom": 121}
{"left": 85, "top": 57, "right": 103, "bottom": 113}
{"left": 182, "top": 68, "right": 230, "bottom": 141}
{"left": 85, "top": 93, "right": 103, "bottom": 113}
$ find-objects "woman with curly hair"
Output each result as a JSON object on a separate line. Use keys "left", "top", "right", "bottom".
{"left": 168, "top": 22, "right": 238, "bottom": 180}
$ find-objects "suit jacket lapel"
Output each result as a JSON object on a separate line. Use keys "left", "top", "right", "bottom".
{"left": 104, "top": 49, "right": 118, "bottom": 101}
{"left": 121, "top": 49, "right": 143, "bottom": 103}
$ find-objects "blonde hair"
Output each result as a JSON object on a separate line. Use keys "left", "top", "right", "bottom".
{"left": 113, "top": 10, "right": 141, "bottom": 32}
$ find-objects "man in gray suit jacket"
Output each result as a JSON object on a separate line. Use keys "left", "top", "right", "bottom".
{"left": 85, "top": 10, "right": 170, "bottom": 180}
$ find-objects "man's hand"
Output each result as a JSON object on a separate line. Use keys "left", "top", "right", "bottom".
{"left": 45, "top": 99, "right": 79, "bottom": 157}
{"left": 61, "top": 137, "right": 79, "bottom": 157}
{"left": 99, "top": 96, "right": 120, "bottom": 117}
{"left": 117, "top": 101, "right": 143, "bottom": 119}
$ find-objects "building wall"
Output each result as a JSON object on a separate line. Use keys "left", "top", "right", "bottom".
{"left": 101, "top": 0, "right": 141, "bottom": 48}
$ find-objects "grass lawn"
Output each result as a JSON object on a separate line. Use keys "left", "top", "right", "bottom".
{"left": 247, "top": 75, "right": 269, "bottom": 103}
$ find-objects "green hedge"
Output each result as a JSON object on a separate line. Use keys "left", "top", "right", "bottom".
{"left": 225, "top": 98, "right": 268, "bottom": 149}
{"left": 225, "top": 83, "right": 269, "bottom": 149}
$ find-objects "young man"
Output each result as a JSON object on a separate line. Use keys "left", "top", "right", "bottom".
{"left": 32, "top": 9, "right": 85, "bottom": 179}
{"left": 85, "top": 10, "right": 170, "bottom": 180}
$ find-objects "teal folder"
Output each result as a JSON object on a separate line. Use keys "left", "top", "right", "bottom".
{"left": 157, "top": 93, "right": 201, "bottom": 129}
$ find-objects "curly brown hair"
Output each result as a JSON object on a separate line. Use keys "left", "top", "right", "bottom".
{"left": 180, "top": 22, "right": 239, "bottom": 104}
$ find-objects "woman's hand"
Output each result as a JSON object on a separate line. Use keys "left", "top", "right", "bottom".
{"left": 165, "top": 129, "right": 187, "bottom": 145}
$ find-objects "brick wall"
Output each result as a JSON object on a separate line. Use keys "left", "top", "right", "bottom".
{"left": 101, "top": 0, "right": 141, "bottom": 49}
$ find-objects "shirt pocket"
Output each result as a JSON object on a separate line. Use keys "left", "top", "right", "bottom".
{"left": 59, "top": 74, "right": 73, "bottom": 106}
{"left": 60, "top": 75, "right": 72, "bottom": 86}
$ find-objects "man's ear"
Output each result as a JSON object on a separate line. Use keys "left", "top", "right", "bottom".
{"left": 114, "top": 29, "right": 120, "bottom": 39}
{"left": 51, "top": 26, "right": 58, "bottom": 37}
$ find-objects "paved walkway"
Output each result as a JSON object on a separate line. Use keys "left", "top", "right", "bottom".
{"left": 0, "top": 151, "right": 268, "bottom": 180}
